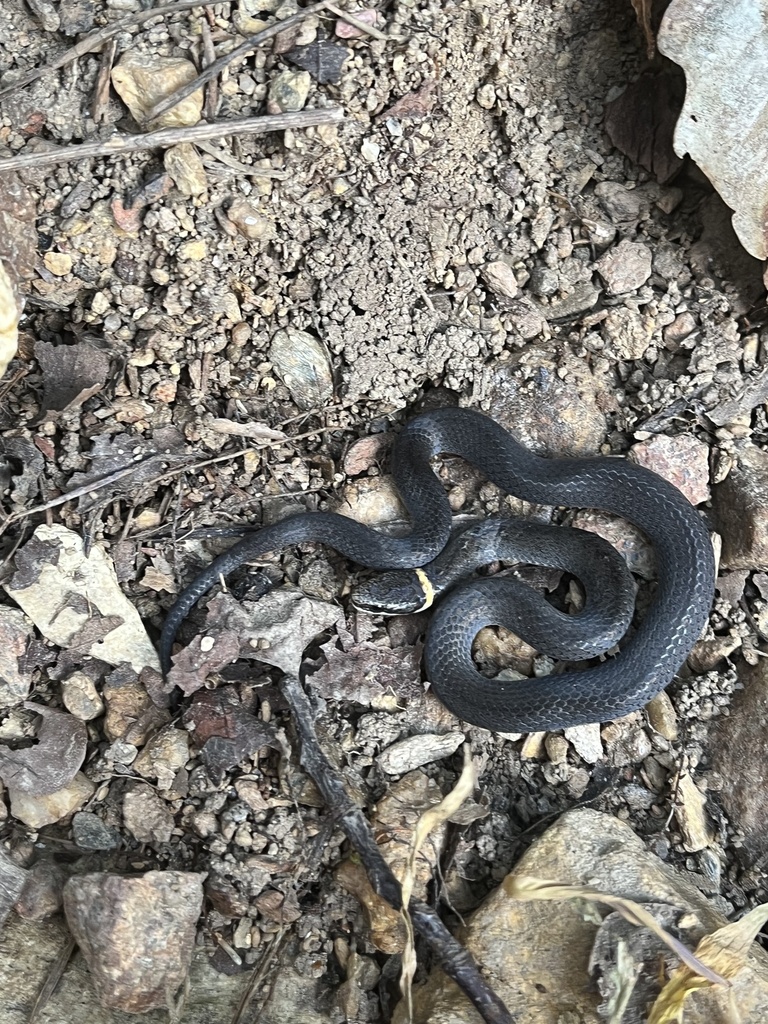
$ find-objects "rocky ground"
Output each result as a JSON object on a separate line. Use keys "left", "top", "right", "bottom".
{"left": 1, "top": 0, "right": 768, "bottom": 1021}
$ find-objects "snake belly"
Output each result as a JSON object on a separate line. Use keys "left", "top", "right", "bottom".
{"left": 158, "top": 407, "right": 715, "bottom": 733}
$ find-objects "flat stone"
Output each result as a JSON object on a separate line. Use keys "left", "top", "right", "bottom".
{"left": 710, "top": 658, "right": 768, "bottom": 863}
{"left": 61, "top": 671, "right": 104, "bottom": 721}
{"left": 10, "top": 772, "right": 95, "bottom": 828}
{"left": 133, "top": 726, "right": 189, "bottom": 791}
{"left": 564, "top": 721, "right": 603, "bottom": 763}
{"left": 544, "top": 734, "right": 568, "bottom": 764}
{"left": 0, "top": 847, "right": 27, "bottom": 927}
{"left": 0, "top": 912, "right": 248, "bottom": 1022}
{"left": 601, "top": 307, "right": 654, "bottom": 360}
{"left": 164, "top": 143, "right": 207, "bottom": 197}
{"left": 712, "top": 443, "right": 768, "bottom": 569}
{"left": 72, "top": 812, "right": 119, "bottom": 851}
{"left": 663, "top": 310, "right": 698, "bottom": 345}
{"left": 485, "top": 345, "right": 611, "bottom": 457}
{"left": 0, "top": 607, "right": 34, "bottom": 709}
{"left": 646, "top": 690, "right": 678, "bottom": 741}
{"left": 540, "top": 281, "right": 600, "bottom": 319}
{"left": 338, "top": 475, "right": 406, "bottom": 528}
{"left": 377, "top": 733, "right": 465, "bottom": 775}
{"left": 63, "top": 871, "right": 204, "bottom": 1013}
{"left": 481, "top": 260, "right": 518, "bottom": 299}
{"left": 673, "top": 770, "right": 713, "bottom": 852}
{"left": 594, "top": 181, "right": 650, "bottom": 222}
{"left": 630, "top": 433, "right": 711, "bottom": 506}
{"left": 123, "top": 784, "right": 175, "bottom": 845}
{"left": 111, "top": 51, "right": 203, "bottom": 129}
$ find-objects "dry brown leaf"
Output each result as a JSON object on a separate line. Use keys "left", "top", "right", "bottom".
{"left": 336, "top": 772, "right": 452, "bottom": 955}
{"left": 648, "top": 902, "right": 768, "bottom": 1023}
{"left": 312, "top": 637, "right": 423, "bottom": 709}
{"left": 399, "top": 745, "right": 475, "bottom": 1018}
{"left": 0, "top": 260, "right": 20, "bottom": 380}
{"left": 381, "top": 79, "right": 437, "bottom": 121}
{"left": 182, "top": 687, "right": 278, "bottom": 784}
{"left": 167, "top": 630, "right": 242, "bottom": 696}
{"left": 34, "top": 340, "right": 110, "bottom": 416}
{"left": 205, "top": 589, "right": 341, "bottom": 676}
{"left": 506, "top": 876, "right": 727, "bottom": 986}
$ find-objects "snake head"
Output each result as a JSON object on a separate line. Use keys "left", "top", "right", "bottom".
{"left": 351, "top": 569, "right": 434, "bottom": 614}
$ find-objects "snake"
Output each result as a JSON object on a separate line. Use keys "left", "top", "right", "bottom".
{"left": 158, "top": 407, "right": 715, "bottom": 733}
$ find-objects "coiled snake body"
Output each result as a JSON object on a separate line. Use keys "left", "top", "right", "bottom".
{"left": 159, "top": 408, "right": 715, "bottom": 732}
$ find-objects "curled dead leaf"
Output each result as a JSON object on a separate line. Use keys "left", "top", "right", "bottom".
{"left": 649, "top": 902, "right": 768, "bottom": 1023}
{"left": 399, "top": 746, "right": 475, "bottom": 1018}
{"left": 505, "top": 875, "right": 728, "bottom": 987}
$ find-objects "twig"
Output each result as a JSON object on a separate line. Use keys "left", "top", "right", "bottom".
{"left": 0, "top": 0, "right": 206, "bottom": 100}
{"left": 1, "top": 423, "right": 341, "bottom": 535}
{"left": 195, "top": 139, "right": 289, "bottom": 178}
{"left": 324, "top": 1, "right": 390, "bottom": 40}
{"left": 231, "top": 927, "right": 289, "bottom": 1024}
{"left": 91, "top": 37, "right": 117, "bottom": 124}
{"left": 0, "top": 108, "right": 343, "bottom": 172}
{"left": 199, "top": 14, "right": 219, "bottom": 122}
{"left": 27, "top": 936, "right": 77, "bottom": 1024}
{"left": 140, "top": 0, "right": 336, "bottom": 126}
{"left": 195, "top": 139, "right": 286, "bottom": 177}
{"left": 280, "top": 674, "right": 515, "bottom": 1024}
{"left": 1, "top": 458, "right": 159, "bottom": 531}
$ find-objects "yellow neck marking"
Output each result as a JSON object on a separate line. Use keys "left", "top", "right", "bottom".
{"left": 415, "top": 568, "right": 436, "bottom": 611}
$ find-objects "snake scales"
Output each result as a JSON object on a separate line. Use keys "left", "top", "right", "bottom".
{"left": 159, "top": 408, "right": 715, "bottom": 732}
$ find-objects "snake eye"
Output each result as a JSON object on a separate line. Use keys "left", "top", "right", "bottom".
{"left": 352, "top": 570, "right": 430, "bottom": 615}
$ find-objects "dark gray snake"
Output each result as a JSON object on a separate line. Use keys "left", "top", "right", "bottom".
{"left": 159, "top": 407, "right": 715, "bottom": 732}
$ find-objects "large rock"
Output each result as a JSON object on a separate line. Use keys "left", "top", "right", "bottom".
{"left": 712, "top": 444, "right": 768, "bottom": 569}
{"left": 398, "top": 808, "right": 768, "bottom": 1023}
{"left": 484, "top": 346, "right": 612, "bottom": 457}
{"left": 711, "top": 658, "right": 768, "bottom": 863}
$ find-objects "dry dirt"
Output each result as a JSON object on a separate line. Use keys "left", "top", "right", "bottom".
{"left": 0, "top": 0, "right": 766, "bottom": 1021}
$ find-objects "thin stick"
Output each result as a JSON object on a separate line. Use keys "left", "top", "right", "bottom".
{"left": 324, "top": 2, "right": 390, "bottom": 40}
{"left": 91, "top": 37, "right": 117, "bottom": 123}
{"left": 26, "top": 936, "right": 77, "bottom": 1024}
{"left": 281, "top": 674, "right": 515, "bottom": 1024}
{"left": 199, "top": 14, "right": 219, "bottom": 122}
{"left": 1, "top": 458, "right": 158, "bottom": 527}
{"left": 0, "top": 108, "right": 343, "bottom": 172}
{"left": 1, "top": 423, "right": 341, "bottom": 531}
{"left": 0, "top": 0, "right": 206, "bottom": 100}
{"left": 140, "top": 0, "right": 335, "bottom": 126}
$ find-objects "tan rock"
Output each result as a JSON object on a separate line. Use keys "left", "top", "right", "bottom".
{"left": 111, "top": 51, "right": 203, "bottom": 128}
{"left": 673, "top": 770, "right": 713, "bottom": 852}
{"left": 398, "top": 809, "right": 768, "bottom": 1023}
{"left": 485, "top": 344, "right": 613, "bottom": 457}
{"left": 10, "top": 772, "right": 95, "bottom": 828}
{"left": 630, "top": 433, "right": 710, "bottom": 506}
